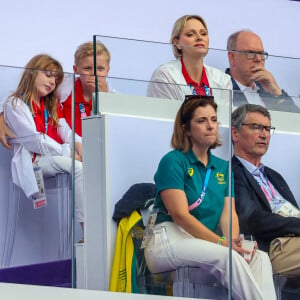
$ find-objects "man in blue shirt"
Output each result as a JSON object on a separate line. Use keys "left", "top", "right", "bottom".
{"left": 232, "top": 103, "right": 300, "bottom": 275}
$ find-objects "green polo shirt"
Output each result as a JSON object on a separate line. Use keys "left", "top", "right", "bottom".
{"left": 154, "top": 149, "right": 234, "bottom": 232}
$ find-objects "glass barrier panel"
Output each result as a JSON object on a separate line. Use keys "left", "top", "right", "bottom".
{"left": 1, "top": 34, "right": 299, "bottom": 298}
{"left": 266, "top": 54, "right": 300, "bottom": 99}
{"left": 83, "top": 81, "right": 235, "bottom": 297}
{"left": 89, "top": 34, "right": 300, "bottom": 297}
{"left": 94, "top": 35, "right": 174, "bottom": 81}
{"left": 59, "top": 72, "right": 84, "bottom": 288}
{"left": 91, "top": 35, "right": 300, "bottom": 298}
{"left": 93, "top": 35, "right": 300, "bottom": 112}
{"left": 0, "top": 64, "right": 75, "bottom": 289}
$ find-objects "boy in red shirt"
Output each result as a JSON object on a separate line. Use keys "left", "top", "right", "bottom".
{"left": 62, "top": 41, "right": 113, "bottom": 136}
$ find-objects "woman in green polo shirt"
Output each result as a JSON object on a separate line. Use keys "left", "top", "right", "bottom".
{"left": 144, "top": 95, "right": 275, "bottom": 300}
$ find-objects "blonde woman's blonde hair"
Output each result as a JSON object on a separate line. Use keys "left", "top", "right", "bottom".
{"left": 171, "top": 15, "right": 208, "bottom": 59}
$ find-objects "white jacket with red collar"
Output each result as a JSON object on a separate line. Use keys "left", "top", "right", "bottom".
{"left": 147, "top": 59, "right": 232, "bottom": 105}
{"left": 3, "top": 97, "right": 81, "bottom": 198}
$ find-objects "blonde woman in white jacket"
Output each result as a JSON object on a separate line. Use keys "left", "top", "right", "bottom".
{"left": 3, "top": 54, "right": 84, "bottom": 238}
{"left": 147, "top": 15, "right": 232, "bottom": 105}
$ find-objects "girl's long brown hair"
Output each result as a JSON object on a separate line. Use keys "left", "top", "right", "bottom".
{"left": 10, "top": 54, "right": 64, "bottom": 127}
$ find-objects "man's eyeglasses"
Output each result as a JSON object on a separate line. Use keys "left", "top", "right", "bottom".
{"left": 241, "top": 123, "right": 275, "bottom": 135}
{"left": 231, "top": 49, "right": 269, "bottom": 60}
{"left": 181, "top": 95, "right": 215, "bottom": 124}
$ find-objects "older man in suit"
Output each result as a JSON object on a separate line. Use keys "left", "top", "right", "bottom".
{"left": 226, "top": 30, "right": 300, "bottom": 113}
{"left": 232, "top": 104, "right": 300, "bottom": 275}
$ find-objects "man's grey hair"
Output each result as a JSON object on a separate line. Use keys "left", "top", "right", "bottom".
{"left": 232, "top": 104, "right": 271, "bottom": 129}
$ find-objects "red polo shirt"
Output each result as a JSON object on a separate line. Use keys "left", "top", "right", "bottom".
{"left": 32, "top": 98, "right": 64, "bottom": 144}
{"left": 181, "top": 58, "right": 210, "bottom": 96}
{"left": 62, "top": 78, "right": 92, "bottom": 137}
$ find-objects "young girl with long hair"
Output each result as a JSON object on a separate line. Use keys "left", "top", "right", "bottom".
{"left": 3, "top": 54, "right": 84, "bottom": 236}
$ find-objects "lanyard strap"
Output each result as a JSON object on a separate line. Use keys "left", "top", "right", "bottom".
{"left": 188, "top": 168, "right": 211, "bottom": 211}
{"left": 79, "top": 103, "right": 87, "bottom": 118}
{"left": 203, "top": 84, "right": 211, "bottom": 96}
{"left": 254, "top": 170, "right": 278, "bottom": 204}
{"left": 261, "top": 180, "right": 278, "bottom": 203}
{"left": 40, "top": 98, "right": 49, "bottom": 134}
{"left": 189, "top": 83, "right": 211, "bottom": 96}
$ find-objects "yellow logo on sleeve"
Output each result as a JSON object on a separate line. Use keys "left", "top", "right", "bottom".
{"left": 188, "top": 168, "right": 194, "bottom": 177}
{"left": 216, "top": 172, "right": 225, "bottom": 184}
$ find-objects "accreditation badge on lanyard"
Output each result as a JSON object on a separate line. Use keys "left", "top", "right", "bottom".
{"left": 32, "top": 156, "right": 47, "bottom": 209}
{"left": 189, "top": 83, "right": 212, "bottom": 96}
{"left": 258, "top": 173, "right": 300, "bottom": 218}
{"left": 79, "top": 103, "right": 87, "bottom": 118}
{"left": 273, "top": 199, "right": 300, "bottom": 218}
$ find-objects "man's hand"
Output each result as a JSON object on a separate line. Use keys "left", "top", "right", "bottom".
{"left": 0, "top": 113, "right": 15, "bottom": 149}
{"left": 230, "top": 236, "right": 245, "bottom": 254}
{"left": 250, "top": 66, "right": 282, "bottom": 96}
{"left": 98, "top": 76, "right": 109, "bottom": 92}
